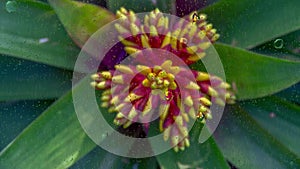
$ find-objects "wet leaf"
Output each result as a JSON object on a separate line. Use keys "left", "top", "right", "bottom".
{"left": 214, "top": 105, "right": 300, "bottom": 169}
{"left": 107, "top": 0, "right": 176, "bottom": 13}
{"left": 70, "top": 146, "right": 158, "bottom": 169}
{"left": 48, "top": 0, "right": 116, "bottom": 47}
{"left": 0, "top": 55, "right": 72, "bottom": 101}
{"left": 0, "top": 0, "right": 79, "bottom": 70}
{"left": 156, "top": 122, "right": 230, "bottom": 169}
{"left": 241, "top": 96, "right": 300, "bottom": 156}
{"left": 214, "top": 43, "right": 300, "bottom": 100}
{"left": 203, "top": 0, "right": 300, "bottom": 48}
{"left": 0, "top": 79, "right": 96, "bottom": 169}
{"left": 0, "top": 100, "right": 53, "bottom": 150}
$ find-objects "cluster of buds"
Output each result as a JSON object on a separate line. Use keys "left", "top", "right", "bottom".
{"left": 91, "top": 8, "right": 235, "bottom": 151}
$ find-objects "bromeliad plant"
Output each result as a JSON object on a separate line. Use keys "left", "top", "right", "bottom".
{"left": 0, "top": 0, "right": 300, "bottom": 169}
{"left": 90, "top": 8, "right": 235, "bottom": 151}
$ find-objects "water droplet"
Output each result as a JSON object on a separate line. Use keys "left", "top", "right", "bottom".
{"left": 6, "top": 1, "right": 17, "bottom": 13}
{"left": 39, "top": 38, "right": 49, "bottom": 44}
{"left": 273, "top": 39, "right": 284, "bottom": 49}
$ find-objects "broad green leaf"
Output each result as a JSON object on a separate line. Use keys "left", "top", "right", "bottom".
{"left": 276, "top": 82, "right": 300, "bottom": 104}
{"left": 70, "top": 147, "right": 158, "bottom": 169}
{"left": 251, "top": 30, "right": 300, "bottom": 61}
{"left": 202, "top": 0, "right": 300, "bottom": 48}
{"left": 156, "top": 122, "right": 230, "bottom": 169}
{"left": 214, "top": 43, "right": 300, "bottom": 100}
{"left": 0, "top": 55, "right": 72, "bottom": 101}
{"left": 0, "top": 80, "right": 96, "bottom": 169}
{"left": 0, "top": 100, "right": 53, "bottom": 150}
{"left": 0, "top": 0, "right": 79, "bottom": 70}
{"left": 240, "top": 96, "right": 300, "bottom": 156}
{"left": 48, "top": 0, "right": 116, "bottom": 47}
{"left": 107, "top": 0, "right": 176, "bottom": 13}
{"left": 214, "top": 105, "right": 300, "bottom": 169}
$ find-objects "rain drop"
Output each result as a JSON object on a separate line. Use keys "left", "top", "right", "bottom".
{"left": 6, "top": 1, "right": 17, "bottom": 13}
{"left": 273, "top": 39, "right": 284, "bottom": 49}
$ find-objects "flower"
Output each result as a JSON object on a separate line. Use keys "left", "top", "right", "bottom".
{"left": 115, "top": 8, "right": 219, "bottom": 65}
{"left": 91, "top": 8, "right": 235, "bottom": 152}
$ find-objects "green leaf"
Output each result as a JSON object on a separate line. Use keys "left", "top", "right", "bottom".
{"left": 0, "top": 80, "right": 96, "bottom": 169}
{"left": 0, "top": 0, "right": 79, "bottom": 70}
{"left": 0, "top": 55, "right": 72, "bottom": 101}
{"left": 214, "top": 43, "right": 300, "bottom": 100}
{"left": 241, "top": 96, "right": 300, "bottom": 156}
{"left": 156, "top": 122, "right": 230, "bottom": 169}
{"left": 70, "top": 147, "right": 158, "bottom": 169}
{"left": 202, "top": 0, "right": 300, "bottom": 48}
{"left": 0, "top": 100, "right": 53, "bottom": 150}
{"left": 214, "top": 105, "right": 300, "bottom": 169}
{"left": 251, "top": 30, "right": 300, "bottom": 61}
{"left": 48, "top": 0, "right": 116, "bottom": 47}
{"left": 107, "top": 0, "right": 176, "bottom": 13}
{"left": 276, "top": 83, "right": 300, "bottom": 104}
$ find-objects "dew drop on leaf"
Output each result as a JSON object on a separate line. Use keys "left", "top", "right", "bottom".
{"left": 273, "top": 39, "right": 284, "bottom": 49}
{"left": 6, "top": 1, "right": 17, "bottom": 13}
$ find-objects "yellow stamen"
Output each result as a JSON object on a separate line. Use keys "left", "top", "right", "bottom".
{"left": 128, "top": 107, "right": 138, "bottom": 120}
{"left": 136, "top": 65, "right": 151, "bottom": 75}
{"left": 171, "top": 136, "right": 180, "bottom": 147}
{"left": 169, "top": 81, "right": 177, "bottom": 90}
{"left": 208, "top": 87, "right": 218, "bottom": 97}
{"left": 101, "top": 102, "right": 109, "bottom": 108}
{"left": 199, "top": 105, "right": 207, "bottom": 112}
{"left": 182, "top": 112, "right": 189, "bottom": 122}
{"left": 157, "top": 16, "right": 165, "bottom": 28}
{"left": 150, "top": 25, "right": 158, "bottom": 36}
{"left": 142, "top": 96, "right": 152, "bottom": 116}
{"left": 123, "top": 121, "right": 132, "bottom": 128}
{"left": 101, "top": 95, "right": 110, "bottom": 101}
{"left": 115, "top": 103, "right": 125, "bottom": 111}
{"left": 161, "top": 59, "right": 172, "bottom": 69}
{"left": 159, "top": 104, "right": 170, "bottom": 131}
{"left": 205, "top": 23, "right": 213, "bottom": 31}
{"left": 184, "top": 138, "right": 190, "bottom": 147}
{"left": 142, "top": 79, "right": 151, "bottom": 87}
{"left": 187, "top": 53, "right": 206, "bottom": 62}
{"left": 163, "top": 126, "right": 171, "bottom": 141}
{"left": 212, "top": 34, "right": 220, "bottom": 42}
{"left": 96, "top": 81, "right": 107, "bottom": 89}
{"left": 124, "top": 93, "right": 142, "bottom": 102}
{"left": 90, "top": 81, "right": 97, "bottom": 88}
{"left": 115, "top": 65, "right": 134, "bottom": 74}
{"left": 118, "top": 36, "right": 137, "bottom": 47}
{"left": 114, "top": 23, "right": 129, "bottom": 34}
{"left": 116, "top": 112, "right": 124, "bottom": 118}
{"left": 199, "top": 97, "right": 211, "bottom": 106}
{"left": 184, "top": 96, "right": 193, "bottom": 107}
{"left": 110, "top": 96, "right": 119, "bottom": 105}
{"left": 91, "top": 74, "right": 99, "bottom": 80}
{"left": 100, "top": 71, "right": 112, "bottom": 79}
{"left": 124, "top": 46, "right": 139, "bottom": 55}
{"left": 186, "top": 45, "right": 198, "bottom": 54}
{"left": 185, "top": 81, "right": 200, "bottom": 90}
{"left": 198, "top": 42, "right": 211, "bottom": 50}
{"left": 188, "top": 107, "right": 196, "bottom": 119}
{"left": 198, "top": 30, "right": 206, "bottom": 39}
{"left": 112, "top": 75, "right": 124, "bottom": 84}
{"left": 141, "top": 35, "right": 150, "bottom": 48}
{"left": 161, "top": 32, "right": 171, "bottom": 48}
{"left": 175, "top": 115, "right": 183, "bottom": 126}
{"left": 196, "top": 72, "right": 210, "bottom": 81}
{"left": 215, "top": 98, "right": 225, "bottom": 106}
{"left": 169, "top": 66, "right": 180, "bottom": 75}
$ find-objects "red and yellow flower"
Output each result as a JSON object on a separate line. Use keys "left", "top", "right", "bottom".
{"left": 91, "top": 8, "right": 235, "bottom": 151}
